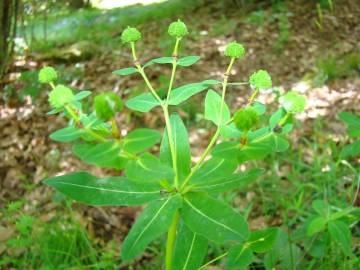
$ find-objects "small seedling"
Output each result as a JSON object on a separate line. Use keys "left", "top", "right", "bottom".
{"left": 41, "top": 20, "right": 307, "bottom": 269}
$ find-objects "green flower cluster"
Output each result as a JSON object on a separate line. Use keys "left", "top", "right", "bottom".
{"left": 234, "top": 107, "right": 259, "bottom": 132}
{"left": 281, "top": 91, "right": 306, "bottom": 113}
{"left": 48, "top": 85, "right": 74, "bottom": 109}
{"left": 168, "top": 19, "right": 188, "bottom": 38}
{"left": 121, "top": 27, "right": 142, "bottom": 43}
{"left": 224, "top": 42, "right": 246, "bottom": 59}
{"left": 39, "top": 66, "right": 57, "bottom": 84}
{"left": 249, "top": 70, "right": 272, "bottom": 90}
{"left": 94, "top": 92, "right": 123, "bottom": 121}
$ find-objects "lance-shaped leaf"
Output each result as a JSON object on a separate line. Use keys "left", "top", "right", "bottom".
{"left": 341, "top": 140, "right": 360, "bottom": 158}
{"left": 182, "top": 193, "right": 249, "bottom": 243}
{"left": 123, "top": 128, "right": 161, "bottom": 153}
{"left": 74, "top": 91, "right": 92, "bottom": 101}
{"left": 227, "top": 245, "right": 254, "bottom": 269}
{"left": 44, "top": 172, "right": 161, "bottom": 206}
{"left": 113, "top": 67, "right": 138, "bottom": 76}
{"left": 194, "top": 168, "right": 263, "bottom": 193}
{"left": 125, "top": 153, "right": 174, "bottom": 183}
{"left": 212, "top": 141, "right": 240, "bottom": 160}
{"left": 160, "top": 113, "right": 191, "bottom": 182}
{"left": 252, "top": 101, "right": 266, "bottom": 115}
{"left": 125, "top": 92, "right": 162, "bottom": 112}
{"left": 172, "top": 222, "right": 208, "bottom": 270}
{"left": 177, "top": 56, "right": 201, "bottom": 67}
{"left": 220, "top": 123, "right": 242, "bottom": 139}
{"left": 271, "top": 134, "right": 289, "bottom": 152}
{"left": 168, "top": 80, "right": 221, "bottom": 106}
{"left": 237, "top": 134, "right": 275, "bottom": 163}
{"left": 73, "top": 141, "right": 126, "bottom": 170}
{"left": 339, "top": 112, "right": 360, "bottom": 138}
{"left": 328, "top": 220, "right": 352, "bottom": 256}
{"left": 237, "top": 133, "right": 289, "bottom": 163}
{"left": 143, "top": 57, "right": 174, "bottom": 68}
{"left": 189, "top": 158, "right": 237, "bottom": 184}
{"left": 269, "top": 108, "right": 286, "bottom": 129}
{"left": 247, "top": 227, "right": 279, "bottom": 253}
{"left": 204, "top": 90, "right": 230, "bottom": 126}
{"left": 50, "top": 126, "right": 84, "bottom": 142}
{"left": 121, "top": 194, "right": 182, "bottom": 261}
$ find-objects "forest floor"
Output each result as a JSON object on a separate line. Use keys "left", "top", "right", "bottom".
{"left": 1, "top": 0, "right": 359, "bottom": 268}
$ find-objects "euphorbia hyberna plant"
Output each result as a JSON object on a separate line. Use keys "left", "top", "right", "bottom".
{"left": 41, "top": 20, "right": 306, "bottom": 269}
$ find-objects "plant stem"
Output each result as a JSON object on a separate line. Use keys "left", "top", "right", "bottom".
{"left": 247, "top": 88, "right": 259, "bottom": 106}
{"left": 198, "top": 252, "right": 228, "bottom": 269}
{"left": 131, "top": 42, "right": 137, "bottom": 62}
{"left": 165, "top": 211, "right": 180, "bottom": 270}
{"left": 180, "top": 57, "right": 235, "bottom": 190}
{"left": 278, "top": 112, "right": 290, "bottom": 127}
{"left": 163, "top": 38, "right": 181, "bottom": 186}
{"left": 163, "top": 105, "right": 179, "bottom": 187}
{"left": 130, "top": 40, "right": 180, "bottom": 188}
{"left": 65, "top": 105, "right": 79, "bottom": 123}
{"left": 111, "top": 117, "right": 120, "bottom": 138}
{"left": 164, "top": 38, "right": 182, "bottom": 270}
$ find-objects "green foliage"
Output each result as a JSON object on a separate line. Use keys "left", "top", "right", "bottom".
{"left": 1, "top": 200, "right": 115, "bottom": 269}
{"left": 44, "top": 172, "right": 161, "bottom": 206}
{"left": 204, "top": 90, "right": 230, "bottom": 126}
{"left": 181, "top": 193, "right": 249, "bottom": 243}
{"left": 172, "top": 222, "right": 208, "bottom": 270}
{"left": 313, "top": 53, "right": 360, "bottom": 86}
{"left": 41, "top": 20, "right": 311, "bottom": 270}
{"left": 339, "top": 111, "right": 360, "bottom": 158}
{"left": 121, "top": 195, "right": 182, "bottom": 261}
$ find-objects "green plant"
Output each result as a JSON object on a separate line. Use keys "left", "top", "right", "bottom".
{"left": 339, "top": 112, "right": 360, "bottom": 159}
{"left": 0, "top": 199, "right": 111, "bottom": 269}
{"left": 41, "top": 21, "right": 307, "bottom": 269}
{"left": 272, "top": 5, "right": 292, "bottom": 53}
{"left": 313, "top": 53, "right": 360, "bottom": 86}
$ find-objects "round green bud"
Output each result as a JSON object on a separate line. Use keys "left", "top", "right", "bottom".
{"left": 281, "top": 91, "right": 306, "bottom": 113}
{"left": 168, "top": 19, "right": 188, "bottom": 38}
{"left": 94, "top": 92, "right": 123, "bottom": 121}
{"left": 121, "top": 27, "right": 141, "bottom": 43}
{"left": 48, "top": 85, "right": 74, "bottom": 109}
{"left": 249, "top": 70, "right": 272, "bottom": 90}
{"left": 224, "top": 42, "right": 245, "bottom": 58}
{"left": 234, "top": 107, "right": 259, "bottom": 131}
{"left": 39, "top": 66, "right": 57, "bottom": 84}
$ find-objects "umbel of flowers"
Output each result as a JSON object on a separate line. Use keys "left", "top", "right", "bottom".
{"left": 40, "top": 19, "right": 306, "bottom": 270}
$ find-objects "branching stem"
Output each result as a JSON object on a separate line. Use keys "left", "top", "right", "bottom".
{"left": 180, "top": 57, "right": 235, "bottom": 190}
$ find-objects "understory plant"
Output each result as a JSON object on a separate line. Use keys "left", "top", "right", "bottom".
{"left": 41, "top": 20, "right": 307, "bottom": 269}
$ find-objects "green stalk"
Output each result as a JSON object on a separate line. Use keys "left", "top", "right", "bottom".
{"left": 247, "top": 88, "right": 259, "bottom": 106}
{"left": 111, "top": 117, "right": 120, "bottom": 138}
{"left": 163, "top": 37, "right": 181, "bottom": 186}
{"left": 278, "top": 112, "right": 290, "bottom": 127}
{"left": 64, "top": 105, "right": 79, "bottom": 123}
{"left": 163, "top": 105, "right": 179, "bottom": 187}
{"left": 165, "top": 211, "right": 180, "bottom": 270}
{"left": 180, "top": 57, "right": 235, "bottom": 191}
